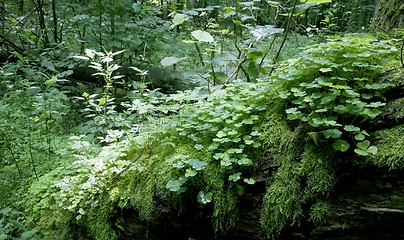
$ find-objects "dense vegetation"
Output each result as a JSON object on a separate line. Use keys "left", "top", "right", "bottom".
{"left": 0, "top": 0, "right": 403, "bottom": 239}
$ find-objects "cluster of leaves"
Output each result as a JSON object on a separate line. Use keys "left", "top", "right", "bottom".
{"left": 165, "top": 81, "right": 270, "bottom": 194}
{"left": 258, "top": 35, "right": 399, "bottom": 238}
{"left": 277, "top": 35, "right": 397, "bottom": 155}
{"left": 0, "top": 207, "right": 35, "bottom": 240}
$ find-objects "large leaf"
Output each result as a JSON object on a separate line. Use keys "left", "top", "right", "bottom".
{"left": 191, "top": 30, "right": 215, "bottom": 43}
{"left": 173, "top": 13, "right": 187, "bottom": 25}
{"left": 305, "top": 0, "right": 332, "bottom": 4}
{"left": 160, "top": 56, "right": 187, "bottom": 67}
{"left": 248, "top": 25, "right": 284, "bottom": 40}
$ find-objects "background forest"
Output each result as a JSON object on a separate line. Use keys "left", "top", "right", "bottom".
{"left": 0, "top": 0, "right": 403, "bottom": 239}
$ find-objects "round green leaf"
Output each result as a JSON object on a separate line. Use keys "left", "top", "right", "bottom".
{"left": 356, "top": 140, "right": 370, "bottom": 150}
{"left": 367, "top": 146, "right": 378, "bottom": 155}
{"left": 332, "top": 140, "right": 350, "bottom": 152}
{"left": 354, "top": 148, "right": 369, "bottom": 156}
{"left": 354, "top": 133, "right": 365, "bottom": 141}
{"left": 323, "top": 129, "right": 342, "bottom": 139}
{"left": 344, "top": 125, "right": 360, "bottom": 132}
{"left": 244, "top": 178, "right": 256, "bottom": 184}
{"left": 197, "top": 191, "right": 213, "bottom": 204}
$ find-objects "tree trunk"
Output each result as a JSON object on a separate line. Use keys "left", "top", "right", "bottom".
{"left": 372, "top": 0, "right": 404, "bottom": 31}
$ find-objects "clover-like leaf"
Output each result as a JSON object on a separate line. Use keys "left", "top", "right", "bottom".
{"left": 356, "top": 140, "right": 370, "bottom": 150}
{"left": 344, "top": 125, "right": 360, "bottom": 132}
{"left": 238, "top": 157, "right": 252, "bottom": 166}
{"left": 197, "top": 191, "right": 213, "bottom": 204}
{"left": 354, "top": 133, "right": 365, "bottom": 141}
{"left": 323, "top": 129, "right": 342, "bottom": 139}
{"left": 354, "top": 148, "right": 368, "bottom": 156}
{"left": 332, "top": 139, "right": 350, "bottom": 152}
{"left": 188, "top": 159, "right": 208, "bottom": 171}
{"left": 367, "top": 146, "right": 378, "bottom": 155}
{"left": 185, "top": 169, "right": 198, "bottom": 177}
{"left": 244, "top": 178, "right": 256, "bottom": 184}
{"left": 229, "top": 172, "right": 242, "bottom": 181}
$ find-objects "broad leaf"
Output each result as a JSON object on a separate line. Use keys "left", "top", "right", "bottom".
{"left": 161, "top": 56, "right": 187, "bottom": 67}
{"left": 305, "top": 1, "right": 332, "bottom": 5}
{"left": 173, "top": 13, "right": 186, "bottom": 25}
{"left": 191, "top": 30, "right": 215, "bottom": 43}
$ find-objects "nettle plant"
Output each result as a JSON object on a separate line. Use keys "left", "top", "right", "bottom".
{"left": 277, "top": 35, "right": 397, "bottom": 156}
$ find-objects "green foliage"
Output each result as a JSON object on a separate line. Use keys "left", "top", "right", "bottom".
{"left": 366, "top": 125, "right": 404, "bottom": 170}
{"left": 259, "top": 35, "right": 398, "bottom": 238}
{"left": 276, "top": 34, "right": 397, "bottom": 155}
{"left": 1, "top": 3, "right": 403, "bottom": 237}
{"left": 0, "top": 207, "right": 35, "bottom": 240}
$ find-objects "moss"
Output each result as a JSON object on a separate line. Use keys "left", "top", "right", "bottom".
{"left": 384, "top": 97, "right": 404, "bottom": 119}
{"left": 301, "top": 144, "right": 336, "bottom": 200}
{"left": 260, "top": 158, "right": 302, "bottom": 239}
{"left": 82, "top": 194, "right": 117, "bottom": 240}
{"left": 367, "top": 125, "right": 404, "bottom": 170}
{"left": 203, "top": 163, "right": 239, "bottom": 232}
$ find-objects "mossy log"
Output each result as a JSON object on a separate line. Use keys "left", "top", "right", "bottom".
{"left": 112, "top": 71, "right": 404, "bottom": 239}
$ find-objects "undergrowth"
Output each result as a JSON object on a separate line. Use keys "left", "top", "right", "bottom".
{"left": 1, "top": 34, "right": 400, "bottom": 240}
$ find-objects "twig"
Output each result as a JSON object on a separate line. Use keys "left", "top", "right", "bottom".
{"left": 110, "top": 151, "right": 145, "bottom": 181}
{"left": 222, "top": 41, "right": 254, "bottom": 87}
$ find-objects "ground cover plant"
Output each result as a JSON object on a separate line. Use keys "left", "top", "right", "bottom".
{"left": 0, "top": 0, "right": 403, "bottom": 239}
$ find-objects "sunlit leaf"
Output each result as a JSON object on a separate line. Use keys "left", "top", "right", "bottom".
{"left": 161, "top": 56, "right": 187, "bottom": 67}
{"left": 191, "top": 30, "right": 215, "bottom": 43}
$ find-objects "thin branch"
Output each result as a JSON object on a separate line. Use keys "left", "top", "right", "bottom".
{"left": 110, "top": 151, "right": 145, "bottom": 181}
{"left": 222, "top": 41, "right": 254, "bottom": 87}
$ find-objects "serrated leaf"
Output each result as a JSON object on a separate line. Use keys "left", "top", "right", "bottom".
{"left": 191, "top": 30, "right": 215, "bottom": 43}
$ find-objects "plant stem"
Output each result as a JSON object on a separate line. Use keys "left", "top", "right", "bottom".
{"left": 272, "top": 0, "right": 297, "bottom": 71}
{"left": 28, "top": 124, "right": 39, "bottom": 180}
